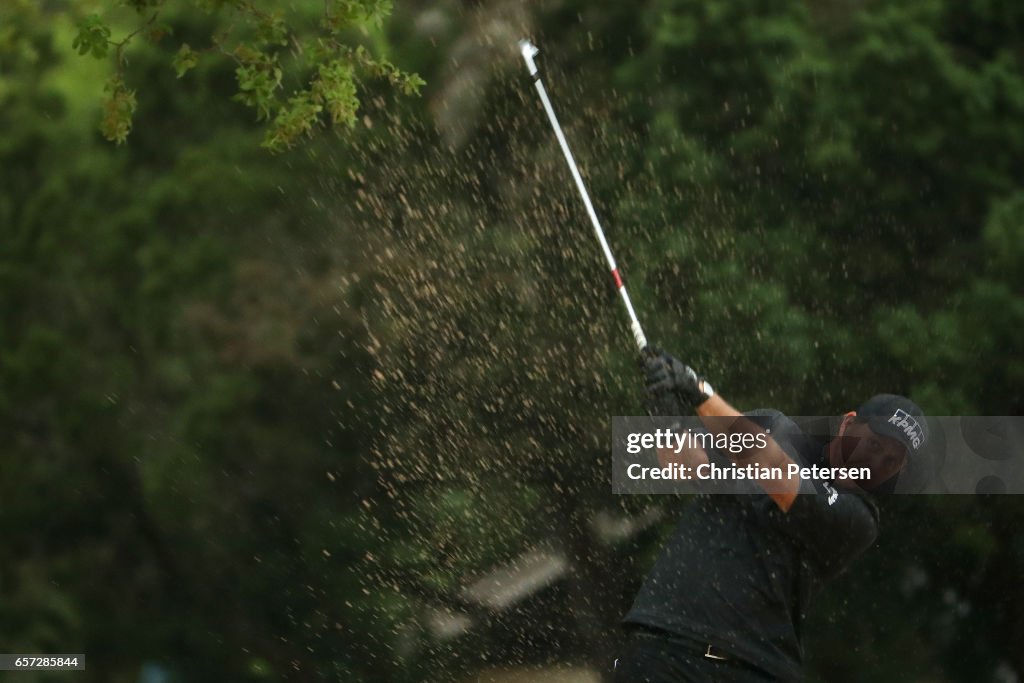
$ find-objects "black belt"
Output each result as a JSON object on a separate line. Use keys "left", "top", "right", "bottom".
{"left": 630, "top": 625, "right": 731, "bottom": 661}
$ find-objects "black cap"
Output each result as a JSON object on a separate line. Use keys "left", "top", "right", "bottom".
{"left": 857, "top": 394, "right": 928, "bottom": 454}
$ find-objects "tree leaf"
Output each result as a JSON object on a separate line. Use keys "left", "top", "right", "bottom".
{"left": 100, "top": 75, "right": 136, "bottom": 144}
{"left": 172, "top": 43, "right": 199, "bottom": 78}
{"left": 71, "top": 14, "right": 110, "bottom": 59}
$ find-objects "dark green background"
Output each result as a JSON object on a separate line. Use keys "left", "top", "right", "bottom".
{"left": 2, "top": 1, "right": 1022, "bottom": 681}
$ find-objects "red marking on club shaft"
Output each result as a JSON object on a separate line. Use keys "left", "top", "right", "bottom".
{"left": 611, "top": 269, "right": 624, "bottom": 289}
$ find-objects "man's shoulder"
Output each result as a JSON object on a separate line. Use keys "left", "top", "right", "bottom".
{"left": 743, "top": 409, "right": 830, "bottom": 468}
{"left": 742, "top": 408, "right": 803, "bottom": 439}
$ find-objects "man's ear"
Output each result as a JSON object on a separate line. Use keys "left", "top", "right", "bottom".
{"left": 837, "top": 411, "right": 857, "bottom": 437}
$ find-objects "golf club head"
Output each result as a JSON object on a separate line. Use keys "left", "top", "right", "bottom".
{"left": 519, "top": 39, "right": 539, "bottom": 75}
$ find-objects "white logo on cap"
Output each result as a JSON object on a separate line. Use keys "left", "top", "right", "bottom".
{"left": 888, "top": 409, "right": 924, "bottom": 450}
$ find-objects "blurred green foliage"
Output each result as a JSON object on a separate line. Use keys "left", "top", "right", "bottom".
{"left": 54, "top": 0, "right": 424, "bottom": 148}
{"left": 1, "top": 0, "right": 1022, "bottom": 682}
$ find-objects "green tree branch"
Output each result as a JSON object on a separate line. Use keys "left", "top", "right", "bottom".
{"left": 70, "top": 0, "right": 423, "bottom": 149}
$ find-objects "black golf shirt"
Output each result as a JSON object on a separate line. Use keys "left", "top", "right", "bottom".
{"left": 623, "top": 410, "right": 880, "bottom": 681}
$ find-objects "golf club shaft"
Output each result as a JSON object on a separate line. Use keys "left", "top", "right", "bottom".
{"left": 519, "top": 40, "right": 648, "bottom": 352}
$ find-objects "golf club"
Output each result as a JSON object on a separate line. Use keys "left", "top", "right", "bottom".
{"left": 519, "top": 39, "right": 649, "bottom": 353}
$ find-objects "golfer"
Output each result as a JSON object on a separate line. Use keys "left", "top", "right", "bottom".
{"left": 613, "top": 350, "right": 928, "bottom": 682}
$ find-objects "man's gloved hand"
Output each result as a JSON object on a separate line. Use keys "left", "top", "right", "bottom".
{"left": 646, "top": 378, "right": 685, "bottom": 416}
{"left": 644, "top": 350, "right": 715, "bottom": 412}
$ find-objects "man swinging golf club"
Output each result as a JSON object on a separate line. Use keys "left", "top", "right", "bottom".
{"left": 611, "top": 352, "right": 928, "bottom": 682}
{"left": 517, "top": 39, "right": 929, "bottom": 682}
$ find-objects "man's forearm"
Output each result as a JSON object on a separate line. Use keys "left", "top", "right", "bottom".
{"left": 696, "top": 394, "right": 801, "bottom": 511}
